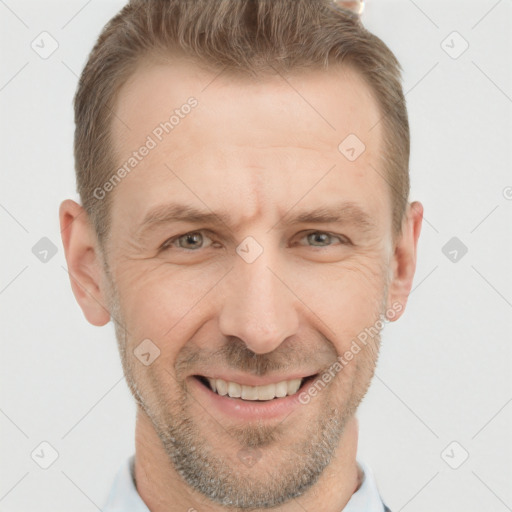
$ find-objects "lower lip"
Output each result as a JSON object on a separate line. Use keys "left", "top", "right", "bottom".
{"left": 189, "top": 375, "right": 316, "bottom": 421}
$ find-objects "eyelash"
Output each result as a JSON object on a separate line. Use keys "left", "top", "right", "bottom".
{"left": 159, "top": 230, "right": 351, "bottom": 251}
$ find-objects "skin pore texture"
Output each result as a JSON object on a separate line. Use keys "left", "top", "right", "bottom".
{"left": 60, "top": 57, "right": 423, "bottom": 512}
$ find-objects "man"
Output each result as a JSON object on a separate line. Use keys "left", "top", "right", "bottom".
{"left": 59, "top": 0, "right": 423, "bottom": 510}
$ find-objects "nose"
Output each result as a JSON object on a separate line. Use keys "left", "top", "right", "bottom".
{"left": 218, "top": 248, "right": 300, "bottom": 354}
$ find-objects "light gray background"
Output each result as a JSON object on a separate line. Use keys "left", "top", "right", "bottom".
{"left": 1, "top": 0, "right": 511, "bottom": 510}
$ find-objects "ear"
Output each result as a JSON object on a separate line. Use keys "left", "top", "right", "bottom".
{"left": 385, "top": 201, "right": 423, "bottom": 321}
{"left": 59, "top": 199, "right": 111, "bottom": 326}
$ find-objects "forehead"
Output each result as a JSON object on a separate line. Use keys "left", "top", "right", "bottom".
{"left": 113, "top": 57, "right": 381, "bottom": 148}
{"left": 108, "top": 58, "right": 389, "bottom": 235}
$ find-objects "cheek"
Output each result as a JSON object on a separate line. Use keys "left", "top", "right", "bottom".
{"left": 296, "top": 256, "right": 387, "bottom": 348}
{"left": 342, "top": 261, "right": 387, "bottom": 312}
{"left": 114, "top": 262, "right": 219, "bottom": 342}
{"left": 114, "top": 245, "right": 387, "bottom": 345}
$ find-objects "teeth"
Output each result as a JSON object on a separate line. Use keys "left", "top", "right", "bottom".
{"left": 287, "top": 379, "right": 301, "bottom": 395}
{"left": 275, "top": 381, "right": 288, "bottom": 398}
{"left": 228, "top": 381, "right": 241, "bottom": 398}
{"left": 241, "top": 385, "right": 259, "bottom": 400}
{"left": 206, "top": 377, "right": 304, "bottom": 401}
{"left": 256, "top": 383, "right": 276, "bottom": 401}
{"left": 216, "top": 379, "right": 228, "bottom": 396}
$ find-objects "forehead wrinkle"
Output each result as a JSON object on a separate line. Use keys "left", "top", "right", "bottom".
{"left": 135, "top": 182, "right": 266, "bottom": 241}
{"left": 135, "top": 198, "right": 378, "bottom": 244}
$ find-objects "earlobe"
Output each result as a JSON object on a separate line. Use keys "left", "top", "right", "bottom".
{"left": 59, "top": 199, "right": 111, "bottom": 326}
{"left": 385, "top": 201, "right": 424, "bottom": 321}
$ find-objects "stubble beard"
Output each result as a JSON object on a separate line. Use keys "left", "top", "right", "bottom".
{"left": 104, "top": 268, "right": 387, "bottom": 509}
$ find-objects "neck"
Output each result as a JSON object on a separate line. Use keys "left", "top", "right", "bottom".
{"left": 134, "top": 406, "right": 361, "bottom": 512}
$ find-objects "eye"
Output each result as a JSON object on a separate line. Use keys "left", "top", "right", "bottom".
{"left": 161, "top": 230, "right": 215, "bottom": 251}
{"left": 300, "top": 231, "right": 350, "bottom": 247}
{"left": 159, "top": 229, "right": 350, "bottom": 253}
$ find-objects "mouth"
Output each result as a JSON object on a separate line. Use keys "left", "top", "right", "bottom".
{"left": 193, "top": 374, "right": 319, "bottom": 402}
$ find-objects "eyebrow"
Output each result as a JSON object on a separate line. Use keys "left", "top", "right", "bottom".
{"left": 136, "top": 201, "right": 377, "bottom": 239}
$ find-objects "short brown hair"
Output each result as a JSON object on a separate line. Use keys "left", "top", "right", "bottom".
{"left": 74, "top": 0, "right": 410, "bottom": 245}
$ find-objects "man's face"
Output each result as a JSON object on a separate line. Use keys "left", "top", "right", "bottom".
{"left": 104, "top": 59, "right": 395, "bottom": 507}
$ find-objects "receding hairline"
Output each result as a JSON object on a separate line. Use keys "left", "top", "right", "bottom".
{"left": 108, "top": 51, "right": 383, "bottom": 165}
{"left": 130, "top": 46, "right": 380, "bottom": 94}
{"left": 100, "top": 57, "right": 396, "bottom": 257}
{"left": 73, "top": 0, "right": 410, "bottom": 248}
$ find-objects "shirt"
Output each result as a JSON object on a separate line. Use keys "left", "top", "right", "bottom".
{"left": 103, "top": 454, "right": 391, "bottom": 512}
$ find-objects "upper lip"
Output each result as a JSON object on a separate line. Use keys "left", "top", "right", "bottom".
{"left": 194, "top": 372, "right": 318, "bottom": 387}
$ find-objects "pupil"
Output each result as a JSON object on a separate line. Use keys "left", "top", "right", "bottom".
{"left": 312, "top": 232, "right": 328, "bottom": 245}
{"left": 184, "top": 233, "right": 201, "bottom": 247}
